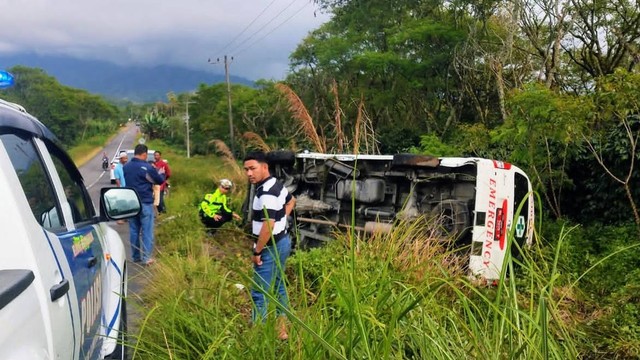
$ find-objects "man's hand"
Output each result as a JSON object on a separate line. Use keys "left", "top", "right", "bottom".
{"left": 158, "top": 167, "right": 166, "bottom": 175}
{"left": 232, "top": 213, "right": 242, "bottom": 221}
{"left": 213, "top": 214, "right": 222, "bottom": 221}
{"left": 252, "top": 254, "right": 263, "bottom": 265}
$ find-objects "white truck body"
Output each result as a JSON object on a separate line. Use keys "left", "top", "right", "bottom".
{"left": 0, "top": 97, "right": 137, "bottom": 359}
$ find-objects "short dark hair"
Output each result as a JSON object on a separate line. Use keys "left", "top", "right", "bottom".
{"left": 134, "top": 144, "right": 148, "bottom": 155}
{"left": 243, "top": 151, "right": 267, "bottom": 164}
{"left": 154, "top": 151, "right": 162, "bottom": 156}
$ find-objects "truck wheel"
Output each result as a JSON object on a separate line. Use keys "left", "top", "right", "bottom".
{"left": 392, "top": 154, "right": 439, "bottom": 168}
{"left": 432, "top": 200, "right": 470, "bottom": 241}
{"left": 267, "top": 150, "right": 296, "bottom": 165}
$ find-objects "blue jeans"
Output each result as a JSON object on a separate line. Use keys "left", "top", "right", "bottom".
{"left": 251, "top": 234, "right": 291, "bottom": 323}
{"left": 129, "top": 203, "right": 155, "bottom": 263}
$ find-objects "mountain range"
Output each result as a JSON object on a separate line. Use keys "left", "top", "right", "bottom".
{"left": 0, "top": 53, "right": 254, "bottom": 103}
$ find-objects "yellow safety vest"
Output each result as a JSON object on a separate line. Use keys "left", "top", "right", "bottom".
{"left": 200, "top": 188, "right": 231, "bottom": 218}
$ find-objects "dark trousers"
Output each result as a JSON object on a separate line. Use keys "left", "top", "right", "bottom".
{"left": 199, "top": 211, "right": 231, "bottom": 232}
{"left": 158, "top": 189, "right": 166, "bottom": 213}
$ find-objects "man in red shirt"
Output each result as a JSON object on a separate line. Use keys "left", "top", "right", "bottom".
{"left": 153, "top": 151, "right": 171, "bottom": 213}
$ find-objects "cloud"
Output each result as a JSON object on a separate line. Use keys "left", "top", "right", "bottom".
{"left": 0, "top": 0, "right": 329, "bottom": 79}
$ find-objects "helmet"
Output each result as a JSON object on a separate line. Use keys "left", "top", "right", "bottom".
{"left": 220, "top": 179, "right": 233, "bottom": 189}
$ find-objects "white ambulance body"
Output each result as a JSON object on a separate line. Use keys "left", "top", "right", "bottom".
{"left": 255, "top": 151, "right": 535, "bottom": 281}
{"left": 441, "top": 157, "right": 534, "bottom": 280}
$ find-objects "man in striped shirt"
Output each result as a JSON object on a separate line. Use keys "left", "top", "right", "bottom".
{"left": 243, "top": 151, "right": 296, "bottom": 340}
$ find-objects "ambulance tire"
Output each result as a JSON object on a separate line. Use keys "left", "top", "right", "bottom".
{"left": 267, "top": 150, "right": 296, "bottom": 166}
{"left": 432, "top": 200, "right": 470, "bottom": 242}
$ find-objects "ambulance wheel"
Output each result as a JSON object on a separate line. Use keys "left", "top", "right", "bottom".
{"left": 267, "top": 150, "right": 296, "bottom": 166}
{"left": 432, "top": 200, "right": 470, "bottom": 242}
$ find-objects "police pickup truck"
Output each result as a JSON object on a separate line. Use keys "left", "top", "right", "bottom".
{"left": 0, "top": 94, "right": 139, "bottom": 358}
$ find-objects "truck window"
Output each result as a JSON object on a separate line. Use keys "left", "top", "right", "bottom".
{"left": 0, "top": 132, "right": 64, "bottom": 230}
{"left": 47, "top": 144, "right": 95, "bottom": 224}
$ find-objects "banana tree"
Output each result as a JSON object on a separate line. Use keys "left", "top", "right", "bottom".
{"left": 141, "top": 111, "right": 170, "bottom": 140}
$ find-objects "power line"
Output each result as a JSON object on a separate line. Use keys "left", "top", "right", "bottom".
{"left": 234, "top": 2, "right": 311, "bottom": 56}
{"left": 227, "top": 0, "right": 299, "bottom": 55}
{"left": 214, "top": 0, "right": 279, "bottom": 56}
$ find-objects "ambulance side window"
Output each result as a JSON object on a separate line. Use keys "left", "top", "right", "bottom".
{"left": 0, "top": 132, "right": 64, "bottom": 230}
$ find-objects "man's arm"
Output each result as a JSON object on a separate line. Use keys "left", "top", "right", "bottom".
{"left": 285, "top": 196, "right": 296, "bottom": 217}
{"left": 252, "top": 219, "right": 275, "bottom": 265}
{"left": 164, "top": 162, "right": 171, "bottom": 179}
{"left": 146, "top": 165, "right": 166, "bottom": 185}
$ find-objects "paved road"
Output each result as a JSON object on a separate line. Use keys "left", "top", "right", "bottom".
{"left": 78, "top": 123, "right": 148, "bottom": 354}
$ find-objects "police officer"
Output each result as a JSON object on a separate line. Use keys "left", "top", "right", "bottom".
{"left": 199, "top": 179, "right": 242, "bottom": 234}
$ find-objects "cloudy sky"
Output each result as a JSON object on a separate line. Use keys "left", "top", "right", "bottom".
{"left": 0, "top": 0, "right": 330, "bottom": 80}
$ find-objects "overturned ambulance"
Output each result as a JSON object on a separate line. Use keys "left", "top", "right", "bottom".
{"left": 244, "top": 151, "right": 535, "bottom": 281}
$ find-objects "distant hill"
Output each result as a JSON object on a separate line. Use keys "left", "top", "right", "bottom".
{"left": 0, "top": 53, "right": 254, "bottom": 103}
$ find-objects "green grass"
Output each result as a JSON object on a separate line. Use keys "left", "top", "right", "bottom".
{"left": 67, "top": 133, "right": 113, "bottom": 166}
{"left": 125, "top": 140, "right": 639, "bottom": 359}
{"left": 67, "top": 125, "right": 131, "bottom": 166}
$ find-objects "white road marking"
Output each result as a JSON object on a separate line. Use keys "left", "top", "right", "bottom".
{"left": 86, "top": 128, "right": 131, "bottom": 189}
{"left": 87, "top": 170, "right": 107, "bottom": 189}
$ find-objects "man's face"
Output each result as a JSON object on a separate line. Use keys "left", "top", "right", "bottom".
{"left": 119, "top": 155, "right": 128, "bottom": 164}
{"left": 154, "top": 152, "right": 161, "bottom": 162}
{"left": 243, "top": 160, "right": 269, "bottom": 184}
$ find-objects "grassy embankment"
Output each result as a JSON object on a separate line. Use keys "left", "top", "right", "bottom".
{"left": 68, "top": 125, "right": 130, "bottom": 166}
{"left": 68, "top": 136, "right": 639, "bottom": 359}
{"left": 123, "top": 139, "right": 614, "bottom": 360}
{"left": 68, "top": 133, "right": 113, "bottom": 166}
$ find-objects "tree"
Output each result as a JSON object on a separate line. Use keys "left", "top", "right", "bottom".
{"left": 582, "top": 70, "right": 640, "bottom": 234}
{"left": 141, "top": 111, "right": 169, "bottom": 140}
{"left": 493, "top": 83, "right": 589, "bottom": 218}
{"left": 563, "top": 0, "right": 640, "bottom": 78}
{"left": 290, "top": 0, "right": 469, "bottom": 151}
{"left": 1, "top": 66, "right": 120, "bottom": 146}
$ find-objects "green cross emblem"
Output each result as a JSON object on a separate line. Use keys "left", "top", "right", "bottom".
{"left": 516, "top": 216, "right": 526, "bottom": 238}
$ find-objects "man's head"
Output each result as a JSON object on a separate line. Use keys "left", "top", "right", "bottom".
{"left": 219, "top": 179, "right": 233, "bottom": 192}
{"left": 243, "top": 151, "right": 270, "bottom": 184}
{"left": 154, "top": 151, "right": 162, "bottom": 163}
{"left": 119, "top": 151, "right": 128, "bottom": 164}
{"left": 134, "top": 144, "right": 148, "bottom": 160}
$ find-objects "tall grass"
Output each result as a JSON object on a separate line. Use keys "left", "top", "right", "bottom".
{"left": 275, "top": 83, "right": 325, "bottom": 153}
{"left": 129, "top": 141, "right": 635, "bottom": 359}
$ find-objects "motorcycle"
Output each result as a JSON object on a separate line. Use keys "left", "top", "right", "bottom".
{"left": 102, "top": 157, "right": 109, "bottom": 171}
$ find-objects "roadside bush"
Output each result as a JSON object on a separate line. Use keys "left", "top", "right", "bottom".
{"left": 543, "top": 220, "right": 640, "bottom": 358}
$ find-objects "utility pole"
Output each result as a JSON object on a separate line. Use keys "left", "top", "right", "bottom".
{"left": 208, "top": 55, "right": 235, "bottom": 155}
{"left": 184, "top": 97, "right": 195, "bottom": 158}
{"left": 224, "top": 55, "right": 234, "bottom": 155}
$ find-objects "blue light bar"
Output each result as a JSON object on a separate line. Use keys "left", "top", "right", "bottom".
{"left": 0, "top": 71, "right": 15, "bottom": 88}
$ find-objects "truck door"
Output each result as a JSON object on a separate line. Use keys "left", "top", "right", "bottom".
{"left": 42, "top": 139, "right": 106, "bottom": 359}
{"left": 0, "top": 132, "right": 76, "bottom": 359}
